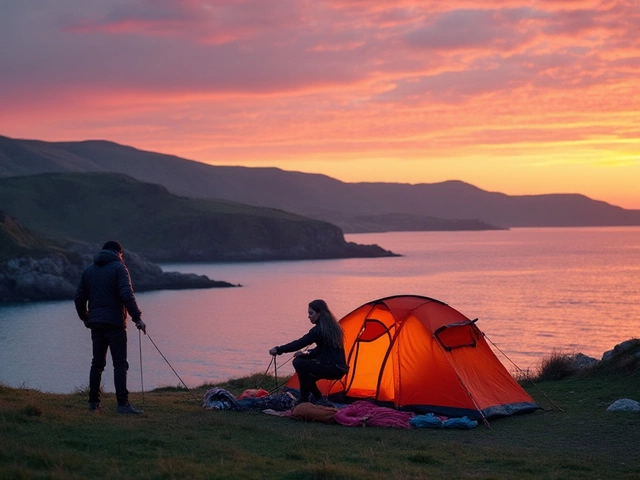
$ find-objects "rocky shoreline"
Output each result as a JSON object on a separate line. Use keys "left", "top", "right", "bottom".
{"left": 550, "top": 339, "right": 640, "bottom": 372}
{"left": 0, "top": 249, "right": 237, "bottom": 303}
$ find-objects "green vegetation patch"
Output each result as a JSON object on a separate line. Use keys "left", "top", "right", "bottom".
{"left": 2, "top": 359, "right": 640, "bottom": 480}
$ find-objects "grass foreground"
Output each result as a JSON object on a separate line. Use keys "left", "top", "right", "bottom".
{"left": 2, "top": 360, "right": 640, "bottom": 479}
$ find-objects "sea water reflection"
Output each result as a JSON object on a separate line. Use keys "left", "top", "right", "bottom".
{"left": 0, "top": 227, "right": 638, "bottom": 394}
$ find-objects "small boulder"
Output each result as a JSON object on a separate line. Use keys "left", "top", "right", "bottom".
{"left": 570, "top": 353, "right": 598, "bottom": 370}
{"left": 606, "top": 398, "right": 640, "bottom": 412}
{"left": 602, "top": 340, "right": 638, "bottom": 362}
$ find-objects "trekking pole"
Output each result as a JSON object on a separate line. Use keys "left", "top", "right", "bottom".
{"left": 273, "top": 355, "right": 279, "bottom": 391}
{"left": 263, "top": 356, "right": 277, "bottom": 394}
{"left": 263, "top": 356, "right": 274, "bottom": 377}
{"left": 267, "top": 354, "right": 296, "bottom": 394}
{"left": 146, "top": 333, "right": 200, "bottom": 404}
{"left": 261, "top": 356, "right": 274, "bottom": 392}
{"left": 139, "top": 329, "right": 145, "bottom": 409}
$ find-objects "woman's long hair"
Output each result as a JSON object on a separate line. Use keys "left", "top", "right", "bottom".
{"left": 309, "top": 299, "right": 344, "bottom": 348}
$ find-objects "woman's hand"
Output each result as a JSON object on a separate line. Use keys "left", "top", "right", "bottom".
{"left": 269, "top": 347, "right": 279, "bottom": 356}
{"left": 293, "top": 351, "right": 304, "bottom": 358}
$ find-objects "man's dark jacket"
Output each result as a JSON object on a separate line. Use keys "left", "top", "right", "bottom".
{"left": 74, "top": 249, "right": 142, "bottom": 327}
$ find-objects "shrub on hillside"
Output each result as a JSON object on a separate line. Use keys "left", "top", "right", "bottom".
{"left": 535, "top": 350, "right": 577, "bottom": 381}
{"left": 529, "top": 339, "right": 640, "bottom": 383}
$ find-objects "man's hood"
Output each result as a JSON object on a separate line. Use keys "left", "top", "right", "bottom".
{"left": 93, "top": 249, "right": 122, "bottom": 266}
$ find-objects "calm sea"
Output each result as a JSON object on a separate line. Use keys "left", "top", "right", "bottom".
{"left": 1, "top": 227, "right": 638, "bottom": 394}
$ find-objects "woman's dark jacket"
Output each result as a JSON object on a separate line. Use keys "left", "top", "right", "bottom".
{"left": 275, "top": 325, "right": 347, "bottom": 368}
{"left": 74, "top": 249, "right": 142, "bottom": 328}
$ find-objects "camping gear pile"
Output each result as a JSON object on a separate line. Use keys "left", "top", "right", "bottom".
{"left": 204, "top": 388, "right": 478, "bottom": 429}
{"left": 203, "top": 387, "right": 296, "bottom": 412}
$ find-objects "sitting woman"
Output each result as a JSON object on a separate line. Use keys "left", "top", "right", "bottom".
{"left": 269, "top": 299, "right": 349, "bottom": 404}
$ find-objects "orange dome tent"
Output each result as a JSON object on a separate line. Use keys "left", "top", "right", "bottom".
{"left": 285, "top": 295, "right": 539, "bottom": 421}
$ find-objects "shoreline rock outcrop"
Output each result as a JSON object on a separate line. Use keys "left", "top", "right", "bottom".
{"left": 0, "top": 249, "right": 236, "bottom": 303}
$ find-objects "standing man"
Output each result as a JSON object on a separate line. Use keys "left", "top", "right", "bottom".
{"left": 74, "top": 240, "right": 146, "bottom": 414}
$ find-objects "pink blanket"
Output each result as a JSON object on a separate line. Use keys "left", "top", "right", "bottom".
{"left": 334, "top": 401, "right": 414, "bottom": 429}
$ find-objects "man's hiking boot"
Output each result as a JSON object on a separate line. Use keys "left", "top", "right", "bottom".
{"left": 89, "top": 402, "right": 102, "bottom": 413}
{"left": 116, "top": 403, "right": 142, "bottom": 415}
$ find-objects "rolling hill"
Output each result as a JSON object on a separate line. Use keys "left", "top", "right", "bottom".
{"left": 2, "top": 134, "right": 639, "bottom": 231}
{"left": 0, "top": 172, "right": 395, "bottom": 262}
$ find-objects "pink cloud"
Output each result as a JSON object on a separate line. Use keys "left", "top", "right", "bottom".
{"left": 1, "top": 0, "right": 639, "bottom": 207}
{"left": 403, "top": 9, "right": 534, "bottom": 51}
{"left": 2, "top": 1, "right": 637, "bottom": 98}
{"left": 62, "top": 0, "right": 204, "bottom": 35}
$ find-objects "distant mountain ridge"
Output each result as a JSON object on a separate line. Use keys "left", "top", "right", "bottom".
{"left": 2, "top": 134, "right": 639, "bottom": 230}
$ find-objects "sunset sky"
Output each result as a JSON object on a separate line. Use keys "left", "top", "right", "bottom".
{"left": 1, "top": 1, "right": 639, "bottom": 208}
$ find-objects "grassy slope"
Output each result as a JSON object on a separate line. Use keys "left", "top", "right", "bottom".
{"left": 0, "top": 172, "right": 315, "bottom": 241}
{"left": 0, "top": 211, "right": 64, "bottom": 261}
{"left": 1, "top": 367, "right": 639, "bottom": 480}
